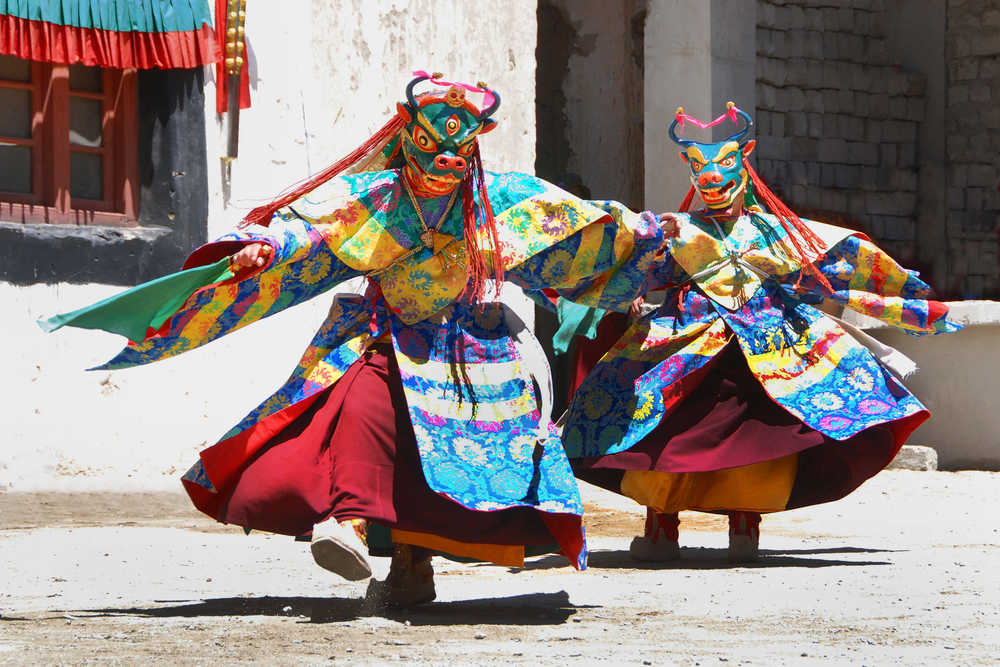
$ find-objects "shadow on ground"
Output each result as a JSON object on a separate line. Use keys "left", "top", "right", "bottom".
{"left": 508, "top": 545, "right": 898, "bottom": 572}
{"left": 382, "top": 591, "right": 590, "bottom": 626}
{"left": 69, "top": 590, "right": 585, "bottom": 626}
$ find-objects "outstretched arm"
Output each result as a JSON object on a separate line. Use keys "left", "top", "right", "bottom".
{"left": 794, "top": 234, "right": 957, "bottom": 335}
{"left": 92, "top": 213, "right": 364, "bottom": 369}
{"left": 505, "top": 201, "right": 677, "bottom": 312}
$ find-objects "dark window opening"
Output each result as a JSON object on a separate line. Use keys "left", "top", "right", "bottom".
{"left": 0, "top": 54, "right": 138, "bottom": 226}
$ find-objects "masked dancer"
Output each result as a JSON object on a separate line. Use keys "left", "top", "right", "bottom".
{"left": 561, "top": 103, "right": 958, "bottom": 562}
{"left": 43, "top": 72, "right": 667, "bottom": 605}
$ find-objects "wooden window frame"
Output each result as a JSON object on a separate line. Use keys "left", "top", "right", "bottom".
{"left": 0, "top": 60, "right": 138, "bottom": 227}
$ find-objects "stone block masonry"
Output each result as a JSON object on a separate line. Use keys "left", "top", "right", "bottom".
{"left": 756, "top": 0, "right": 1000, "bottom": 298}
{"left": 944, "top": 0, "right": 1000, "bottom": 298}
{"left": 755, "top": 0, "right": 924, "bottom": 265}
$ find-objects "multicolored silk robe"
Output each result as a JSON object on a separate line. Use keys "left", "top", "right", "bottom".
{"left": 562, "top": 211, "right": 957, "bottom": 514}
{"left": 94, "top": 169, "right": 664, "bottom": 568}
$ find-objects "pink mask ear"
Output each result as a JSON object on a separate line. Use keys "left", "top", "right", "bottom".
{"left": 678, "top": 151, "right": 689, "bottom": 164}
{"left": 479, "top": 118, "right": 498, "bottom": 134}
{"left": 396, "top": 102, "right": 413, "bottom": 123}
{"left": 742, "top": 139, "right": 756, "bottom": 157}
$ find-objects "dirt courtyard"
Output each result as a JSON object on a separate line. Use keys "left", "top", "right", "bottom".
{"left": 2, "top": 470, "right": 998, "bottom": 665}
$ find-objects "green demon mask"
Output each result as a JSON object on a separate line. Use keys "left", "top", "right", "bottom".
{"left": 396, "top": 73, "right": 499, "bottom": 198}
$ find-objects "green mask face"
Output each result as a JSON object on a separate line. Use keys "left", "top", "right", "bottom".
{"left": 400, "top": 100, "right": 484, "bottom": 197}
{"left": 396, "top": 75, "right": 499, "bottom": 197}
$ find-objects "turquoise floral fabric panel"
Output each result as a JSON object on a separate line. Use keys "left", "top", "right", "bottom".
{"left": 391, "top": 302, "right": 583, "bottom": 517}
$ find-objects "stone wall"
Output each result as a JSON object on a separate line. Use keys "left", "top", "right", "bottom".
{"left": 756, "top": 0, "right": 1000, "bottom": 297}
{"left": 944, "top": 0, "right": 1000, "bottom": 297}
{"left": 755, "top": 0, "right": 927, "bottom": 264}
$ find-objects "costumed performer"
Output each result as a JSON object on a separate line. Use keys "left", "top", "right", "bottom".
{"left": 560, "top": 102, "right": 959, "bottom": 563}
{"left": 42, "top": 72, "right": 667, "bottom": 605}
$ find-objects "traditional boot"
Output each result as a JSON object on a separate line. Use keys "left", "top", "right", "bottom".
{"left": 310, "top": 517, "right": 373, "bottom": 580}
{"left": 386, "top": 544, "right": 436, "bottom": 607}
{"left": 629, "top": 508, "right": 681, "bottom": 561}
{"left": 727, "top": 511, "right": 761, "bottom": 563}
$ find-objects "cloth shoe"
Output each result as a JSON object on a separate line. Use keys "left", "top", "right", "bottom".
{"left": 629, "top": 509, "right": 680, "bottom": 562}
{"left": 310, "top": 518, "right": 373, "bottom": 581}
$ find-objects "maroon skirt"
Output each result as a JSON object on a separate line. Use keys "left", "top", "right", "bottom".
{"left": 573, "top": 342, "right": 914, "bottom": 510}
{"left": 216, "top": 345, "right": 554, "bottom": 545}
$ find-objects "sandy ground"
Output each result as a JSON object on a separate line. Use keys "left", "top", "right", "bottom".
{"left": 2, "top": 470, "right": 998, "bottom": 666}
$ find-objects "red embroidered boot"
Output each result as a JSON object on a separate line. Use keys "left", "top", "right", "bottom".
{"left": 727, "top": 511, "right": 761, "bottom": 562}
{"left": 629, "top": 508, "right": 681, "bottom": 561}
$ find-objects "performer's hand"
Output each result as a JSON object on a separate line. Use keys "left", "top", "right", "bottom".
{"left": 230, "top": 243, "right": 271, "bottom": 272}
{"left": 629, "top": 296, "right": 644, "bottom": 319}
{"left": 659, "top": 213, "right": 681, "bottom": 239}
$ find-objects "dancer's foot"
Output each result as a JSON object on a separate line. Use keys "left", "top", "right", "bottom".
{"left": 727, "top": 511, "right": 761, "bottom": 563}
{"left": 386, "top": 544, "right": 436, "bottom": 607}
{"left": 310, "top": 518, "right": 373, "bottom": 581}
{"left": 629, "top": 509, "right": 680, "bottom": 562}
{"left": 629, "top": 535, "right": 680, "bottom": 561}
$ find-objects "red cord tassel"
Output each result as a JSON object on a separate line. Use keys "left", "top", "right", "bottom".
{"left": 239, "top": 115, "right": 406, "bottom": 228}
{"left": 460, "top": 145, "right": 504, "bottom": 303}
{"left": 743, "top": 156, "right": 833, "bottom": 293}
{"left": 677, "top": 185, "right": 696, "bottom": 213}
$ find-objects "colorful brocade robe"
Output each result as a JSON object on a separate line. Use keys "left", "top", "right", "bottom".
{"left": 561, "top": 211, "right": 958, "bottom": 460}
{"left": 95, "top": 169, "right": 664, "bottom": 566}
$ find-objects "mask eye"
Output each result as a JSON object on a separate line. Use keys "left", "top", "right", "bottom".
{"left": 690, "top": 160, "right": 705, "bottom": 173}
{"left": 457, "top": 140, "right": 476, "bottom": 157}
{"left": 412, "top": 125, "right": 437, "bottom": 152}
{"left": 719, "top": 155, "right": 736, "bottom": 168}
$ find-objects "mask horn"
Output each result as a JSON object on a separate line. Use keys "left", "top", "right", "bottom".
{"left": 477, "top": 82, "right": 501, "bottom": 121}
{"left": 723, "top": 101, "right": 754, "bottom": 144}
{"left": 405, "top": 73, "right": 432, "bottom": 110}
{"left": 668, "top": 106, "right": 695, "bottom": 147}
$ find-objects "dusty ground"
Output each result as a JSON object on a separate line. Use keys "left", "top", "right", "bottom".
{"left": 2, "top": 471, "right": 998, "bottom": 665}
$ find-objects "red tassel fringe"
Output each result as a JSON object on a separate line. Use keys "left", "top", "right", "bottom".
{"left": 677, "top": 185, "right": 696, "bottom": 213}
{"left": 460, "top": 145, "right": 504, "bottom": 303}
{"left": 239, "top": 115, "right": 406, "bottom": 228}
{"left": 743, "top": 156, "right": 833, "bottom": 293}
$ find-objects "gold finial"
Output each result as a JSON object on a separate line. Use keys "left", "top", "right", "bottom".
{"left": 477, "top": 81, "right": 488, "bottom": 89}
{"left": 432, "top": 72, "right": 444, "bottom": 79}
{"left": 726, "top": 101, "right": 735, "bottom": 109}
{"left": 675, "top": 106, "right": 685, "bottom": 116}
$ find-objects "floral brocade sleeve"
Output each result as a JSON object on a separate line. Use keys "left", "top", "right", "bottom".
{"left": 796, "top": 234, "right": 958, "bottom": 335}
{"left": 97, "top": 213, "right": 362, "bottom": 369}
{"left": 505, "top": 201, "right": 668, "bottom": 313}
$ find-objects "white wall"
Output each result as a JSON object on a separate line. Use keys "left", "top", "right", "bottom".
{"left": 843, "top": 300, "right": 1000, "bottom": 470}
{"left": 4, "top": 0, "right": 538, "bottom": 492}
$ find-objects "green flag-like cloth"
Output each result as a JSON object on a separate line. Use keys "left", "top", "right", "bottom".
{"left": 38, "top": 259, "right": 234, "bottom": 342}
{"left": 552, "top": 298, "right": 607, "bottom": 355}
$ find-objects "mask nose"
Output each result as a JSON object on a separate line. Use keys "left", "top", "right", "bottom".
{"left": 697, "top": 170, "right": 723, "bottom": 188}
{"left": 434, "top": 154, "right": 467, "bottom": 172}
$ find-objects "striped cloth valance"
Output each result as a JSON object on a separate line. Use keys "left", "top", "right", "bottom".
{"left": 0, "top": 0, "right": 221, "bottom": 69}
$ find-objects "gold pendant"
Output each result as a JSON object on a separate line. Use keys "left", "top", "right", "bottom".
{"left": 420, "top": 229, "right": 435, "bottom": 248}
